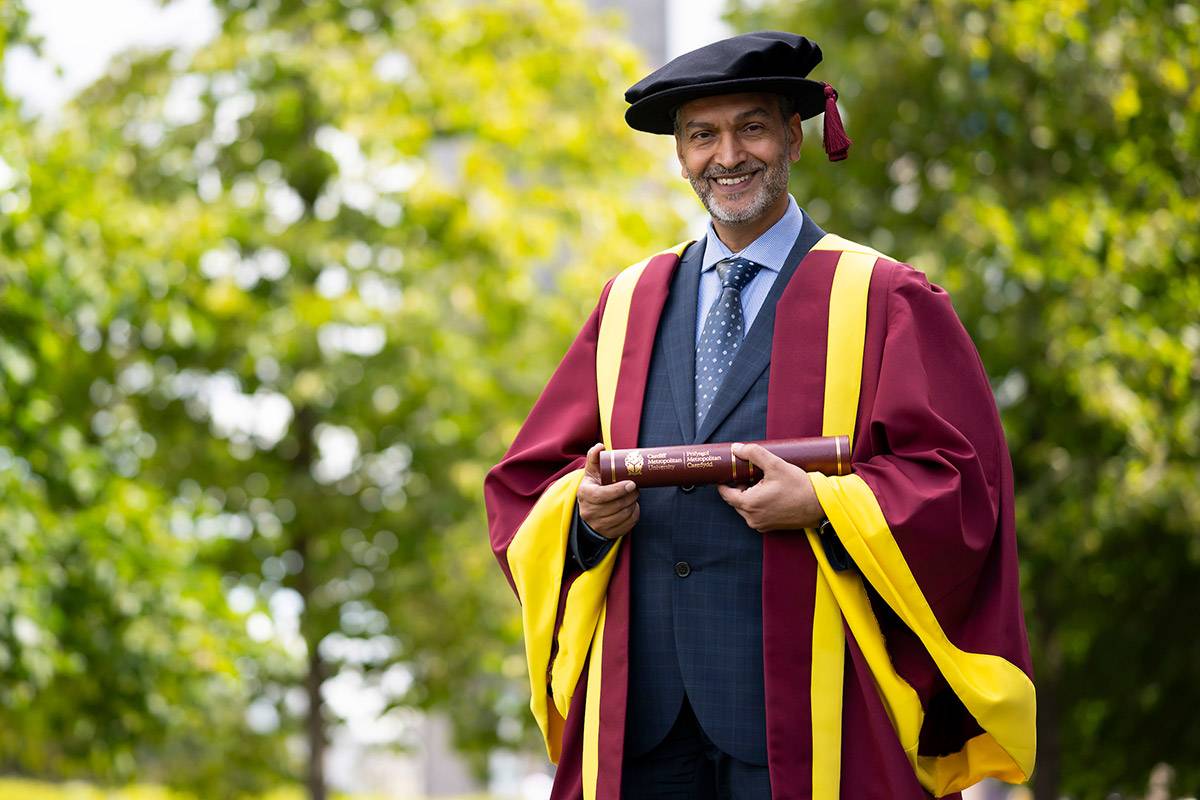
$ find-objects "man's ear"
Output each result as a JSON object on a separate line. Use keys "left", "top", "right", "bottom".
{"left": 787, "top": 113, "right": 804, "bottom": 162}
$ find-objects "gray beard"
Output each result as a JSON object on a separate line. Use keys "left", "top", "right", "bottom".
{"left": 688, "top": 149, "right": 792, "bottom": 225}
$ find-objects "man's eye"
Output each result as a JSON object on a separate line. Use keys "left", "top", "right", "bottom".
{"left": 692, "top": 131, "right": 713, "bottom": 141}
{"left": 744, "top": 124, "right": 765, "bottom": 133}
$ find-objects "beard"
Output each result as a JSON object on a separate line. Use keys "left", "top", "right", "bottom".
{"left": 685, "top": 142, "right": 792, "bottom": 225}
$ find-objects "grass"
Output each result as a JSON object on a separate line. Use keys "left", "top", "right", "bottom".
{"left": 0, "top": 779, "right": 496, "bottom": 800}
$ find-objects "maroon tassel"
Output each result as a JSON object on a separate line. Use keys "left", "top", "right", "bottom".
{"left": 822, "top": 83, "right": 852, "bottom": 162}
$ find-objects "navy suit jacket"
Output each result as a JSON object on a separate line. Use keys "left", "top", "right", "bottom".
{"left": 557, "top": 215, "right": 821, "bottom": 765}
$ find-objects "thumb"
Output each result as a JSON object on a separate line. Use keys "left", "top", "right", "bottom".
{"left": 732, "top": 442, "right": 786, "bottom": 475}
{"left": 584, "top": 442, "right": 605, "bottom": 480}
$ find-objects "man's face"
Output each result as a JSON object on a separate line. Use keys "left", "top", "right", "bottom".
{"left": 674, "top": 92, "right": 803, "bottom": 225}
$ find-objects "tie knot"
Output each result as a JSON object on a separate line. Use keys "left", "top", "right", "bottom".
{"left": 715, "top": 257, "right": 762, "bottom": 292}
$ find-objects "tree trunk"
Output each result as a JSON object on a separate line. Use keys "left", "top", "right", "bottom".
{"left": 1032, "top": 621, "right": 1061, "bottom": 800}
{"left": 292, "top": 406, "right": 327, "bottom": 800}
{"left": 1032, "top": 675, "right": 1059, "bottom": 799}
{"left": 304, "top": 633, "right": 328, "bottom": 800}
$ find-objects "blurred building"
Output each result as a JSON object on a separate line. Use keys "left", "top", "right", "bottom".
{"left": 327, "top": 711, "right": 485, "bottom": 797}
{"left": 587, "top": 0, "right": 670, "bottom": 66}
{"left": 584, "top": 0, "right": 731, "bottom": 69}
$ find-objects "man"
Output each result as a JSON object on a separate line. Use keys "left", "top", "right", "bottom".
{"left": 485, "top": 31, "right": 1035, "bottom": 800}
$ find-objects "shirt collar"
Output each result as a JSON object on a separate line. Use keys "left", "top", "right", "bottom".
{"left": 701, "top": 194, "right": 805, "bottom": 275}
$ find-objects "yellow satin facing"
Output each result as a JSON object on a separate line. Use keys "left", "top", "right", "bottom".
{"left": 506, "top": 467, "right": 587, "bottom": 762}
{"left": 806, "top": 236, "right": 880, "bottom": 799}
{"left": 596, "top": 242, "right": 694, "bottom": 451}
{"left": 582, "top": 601, "right": 607, "bottom": 800}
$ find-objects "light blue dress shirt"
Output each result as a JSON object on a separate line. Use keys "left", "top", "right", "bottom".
{"left": 695, "top": 194, "right": 805, "bottom": 344}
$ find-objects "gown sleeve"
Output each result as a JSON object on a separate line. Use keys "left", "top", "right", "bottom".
{"left": 854, "top": 265, "right": 1023, "bottom": 652}
{"left": 808, "top": 262, "right": 1036, "bottom": 793}
{"left": 483, "top": 280, "right": 619, "bottom": 762}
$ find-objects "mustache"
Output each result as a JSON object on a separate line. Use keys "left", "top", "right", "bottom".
{"left": 703, "top": 161, "right": 766, "bottom": 178}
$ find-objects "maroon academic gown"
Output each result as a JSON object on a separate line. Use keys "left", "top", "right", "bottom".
{"left": 484, "top": 244, "right": 1033, "bottom": 799}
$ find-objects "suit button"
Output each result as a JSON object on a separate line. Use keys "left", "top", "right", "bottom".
{"left": 674, "top": 561, "right": 691, "bottom": 578}
{"left": 681, "top": 485, "right": 695, "bottom": 493}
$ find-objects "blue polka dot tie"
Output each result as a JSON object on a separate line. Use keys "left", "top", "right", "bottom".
{"left": 695, "top": 256, "right": 763, "bottom": 426}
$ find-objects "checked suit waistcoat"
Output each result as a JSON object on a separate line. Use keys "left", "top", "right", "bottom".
{"left": 624, "top": 215, "right": 827, "bottom": 764}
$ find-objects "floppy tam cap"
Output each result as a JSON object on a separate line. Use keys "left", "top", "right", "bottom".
{"left": 624, "top": 31, "right": 852, "bottom": 161}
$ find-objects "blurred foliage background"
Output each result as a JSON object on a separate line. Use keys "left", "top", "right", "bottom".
{"left": 0, "top": 0, "right": 1196, "bottom": 799}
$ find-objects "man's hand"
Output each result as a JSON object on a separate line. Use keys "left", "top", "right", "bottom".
{"left": 578, "top": 443, "right": 640, "bottom": 539}
{"left": 716, "top": 442, "right": 824, "bottom": 532}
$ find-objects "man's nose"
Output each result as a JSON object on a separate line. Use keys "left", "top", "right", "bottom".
{"left": 714, "top": 133, "right": 746, "bottom": 169}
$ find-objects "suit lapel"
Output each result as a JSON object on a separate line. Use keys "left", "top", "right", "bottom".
{"left": 694, "top": 212, "right": 827, "bottom": 444}
{"left": 662, "top": 239, "right": 704, "bottom": 444}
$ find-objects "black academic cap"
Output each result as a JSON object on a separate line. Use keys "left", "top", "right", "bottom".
{"left": 624, "top": 31, "right": 852, "bottom": 161}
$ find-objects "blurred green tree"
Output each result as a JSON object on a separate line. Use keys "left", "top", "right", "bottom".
{"left": 0, "top": 5, "right": 292, "bottom": 796}
{"left": 2, "top": 0, "right": 684, "bottom": 797}
{"left": 728, "top": 1, "right": 1200, "bottom": 797}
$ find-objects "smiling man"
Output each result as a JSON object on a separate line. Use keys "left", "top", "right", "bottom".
{"left": 486, "top": 31, "right": 1036, "bottom": 800}
{"left": 676, "top": 93, "right": 801, "bottom": 242}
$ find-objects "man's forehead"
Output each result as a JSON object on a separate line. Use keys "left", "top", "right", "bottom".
{"left": 676, "top": 92, "right": 782, "bottom": 125}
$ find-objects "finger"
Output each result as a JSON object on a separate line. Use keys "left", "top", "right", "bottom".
{"left": 579, "top": 479, "right": 638, "bottom": 505}
{"left": 584, "top": 442, "right": 605, "bottom": 480}
{"left": 716, "top": 483, "right": 746, "bottom": 508}
{"left": 584, "top": 491, "right": 640, "bottom": 520}
{"left": 732, "top": 442, "right": 787, "bottom": 475}
{"left": 590, "top": 503, "right": 638, "bottom": 534}
{"left": 593, "top": 506, "right": 639, "bottom": 540}
{"left": 611, "top": 504, "right": 641, "bottom": 537}
{"left": 591, "top": 501, "right": 639, "bottom": 532}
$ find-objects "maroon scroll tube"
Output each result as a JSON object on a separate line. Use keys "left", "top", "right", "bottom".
{"left": 598, "top": 436, "right": 850, "bottom": 488}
